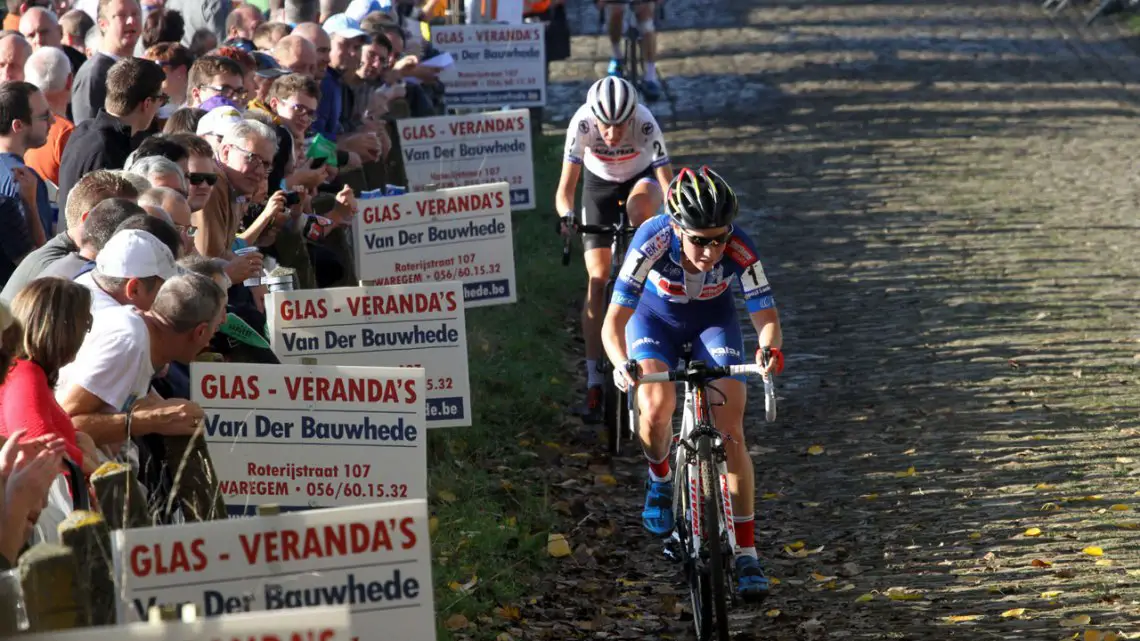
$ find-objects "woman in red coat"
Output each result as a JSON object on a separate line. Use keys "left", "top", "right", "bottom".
{"left": 0, "top": 278, "right": 98, "bottom": 475}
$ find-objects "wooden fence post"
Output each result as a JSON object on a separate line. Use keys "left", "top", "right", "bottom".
{"left": 58, "top": 510, "right": 115, "bottom": 626}
{"left": 90, "top": 462, "right": 150, "bottom": 530}
{"left": 17, "top": 543, "right": 89, "bottom": 631}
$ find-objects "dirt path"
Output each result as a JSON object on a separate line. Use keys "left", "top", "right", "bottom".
{"left": 535, "top": 1, "right": 1140, "bottom": 638}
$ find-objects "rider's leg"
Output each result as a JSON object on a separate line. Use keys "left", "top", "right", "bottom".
{"left": 634, "top": 2, "right": 659, "bottom": 85}
{"left": 626, "top": 177, "right": 664, "bottom": 227}
{"left": 627, "top": 310, "right": 680, "bottom": 535}
{"left": 607, "top": 3, "right": 624, "bottom": 73}
{"left": 635, "top": 356, "right": 676, "bottom": 465}
{"left": 582, "top": 245, "right": 613, "bottom": 392}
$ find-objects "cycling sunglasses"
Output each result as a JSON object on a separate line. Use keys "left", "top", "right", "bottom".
{"left": 680, "top": 225, "right": 734, "bottom": 247}
{"left": 188, "top": 173, "right": 219, "bottom": 186}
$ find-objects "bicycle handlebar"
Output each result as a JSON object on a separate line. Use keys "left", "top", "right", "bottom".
{"left": 560, "top": 217, "right": 637, "bottom": 267}
{"left": 638, "top": 362, "right": 765, "bottom": 384}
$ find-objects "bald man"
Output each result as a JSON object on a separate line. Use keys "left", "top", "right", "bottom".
{"left": 272, "top": 34, "right": 316, "bottom": 79}
{"left": 0, "top": 34, "right": 32, "bottom": 81}
{"left": 292, "top": 22, "right": 340, "bottom": 139}
{"left": 290, "top": 22, "right": 329, "bottom": 79}
{"left": 19, "top": 7, "right": 61, "bottom": 50}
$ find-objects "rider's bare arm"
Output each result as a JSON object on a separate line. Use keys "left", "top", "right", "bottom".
{"left": 601, "top": 302, "right": 635, "bottom": 372}
{"left": 749, "top": 307, "right": 782, "bottom": 354}
{"left": 653, "top": 164, "right": 674, "bottom": 193}
{"left": 555, "top": 161, "right": 582, "bottom": 219}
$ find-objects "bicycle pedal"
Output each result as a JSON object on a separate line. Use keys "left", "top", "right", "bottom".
{"left": 661, "top": 533, "right": 682, "bottom": 562}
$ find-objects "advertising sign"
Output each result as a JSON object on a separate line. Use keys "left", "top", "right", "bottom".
{"left": 430, "top": 24, "right": 546, "bottom": 108}
{"left": 354, "top": 182, "right": 517, "bottom": 307}
{"left": 112, "top": 501, "right": 435, "bottom": 641}
{"left": 191, "top": 363, "right": 426, "bottom": 514}
{"left": 266, "top": 282, "right": 470, "bottom": 427}
{"left": 398, "top": 109, "right": 534, "bottom": 209}
{"left": 20, "top": 607, "right": 352, "bottom": 641}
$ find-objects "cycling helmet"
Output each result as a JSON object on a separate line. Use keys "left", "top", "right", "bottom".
{"left": 666, "top": 166, "right": 739, "bottom": 230}
{"left": 587, "top": 76, "right": 638, "bottom": 125}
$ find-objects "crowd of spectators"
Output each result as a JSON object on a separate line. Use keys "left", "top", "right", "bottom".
{"left": 0, "top": 0, "right": 452, "bottom": 569}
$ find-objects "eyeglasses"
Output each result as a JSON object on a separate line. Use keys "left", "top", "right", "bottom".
{"left": 188, "top": 172, "right": 219, "bottom": 186}
{"left": 175, "top": 223, "right": 198, "bottom": 237}
{"left": 681, "top": 225, "right": 734, "bottom": 248}
{"left": 284, "top": 100, "right": 315, "bottom": 119}
{"left": 230, "top": 145, "right": 271, "bottom": 172}
{"left": 149, "top": 93, "right": 170, "bottom": 106}
{"left": 200, "top": 84, "right": 247, "bottom": 100}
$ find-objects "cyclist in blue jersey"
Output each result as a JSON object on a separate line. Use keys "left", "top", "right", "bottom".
{"left": 601, "top": 166, "right": 784, "bottom": 600}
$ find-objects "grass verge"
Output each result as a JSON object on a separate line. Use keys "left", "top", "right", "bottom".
{"left": 428, "top": 130, "right": 578, "bottom": 640}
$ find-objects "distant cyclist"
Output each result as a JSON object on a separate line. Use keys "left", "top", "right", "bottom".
{"left": 556, "top": 76, "right": 674, "bottom": 423}
{"left": 599, "top": 0, "right": 663, "bottom": 100}
{"left": 601, "top": 166, "right": 784, "bottom": 600}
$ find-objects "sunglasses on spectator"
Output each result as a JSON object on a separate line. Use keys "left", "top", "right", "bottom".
{"left": 188, "top": 172, "right": 219, "bottom": 186}
{"left": 680, "top": 225, "right": 734, "bottom": 248}
{"left": 200, "top": 84, "right": 246, "bottom": 100}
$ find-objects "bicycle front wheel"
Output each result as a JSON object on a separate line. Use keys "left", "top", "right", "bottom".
{"left": 699, "top": 437, "right": 731, "bottom": 641}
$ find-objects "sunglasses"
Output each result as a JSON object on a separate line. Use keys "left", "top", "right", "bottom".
{"left": 681, "top": 225, "right": 734, "bottom": 248}
{"left": 188, "top": 172, "right": 219, "bottom": 186}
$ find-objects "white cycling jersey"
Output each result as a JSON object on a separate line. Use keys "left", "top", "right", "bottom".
{"left": 564, "top": 103, "right": 670, "bottom": 183}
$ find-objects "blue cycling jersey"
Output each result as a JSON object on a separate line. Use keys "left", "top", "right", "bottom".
{"left": 612, "top": 215, "right": 775, "bottom": 316}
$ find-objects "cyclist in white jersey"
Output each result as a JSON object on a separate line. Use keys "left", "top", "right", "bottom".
{"left": 555, "top": 76, "right": 673, "bottom": 422}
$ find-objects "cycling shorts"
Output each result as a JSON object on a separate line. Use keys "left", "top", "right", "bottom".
{"left": 581, "top": 165, "right": 657, "bottom": 251}
{"left": 626, "top": 303, "right": 747, "bottom": 382}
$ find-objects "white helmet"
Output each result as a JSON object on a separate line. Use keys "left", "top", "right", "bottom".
{"left": 587, "top": 76, "right": 638, "bottom": 125}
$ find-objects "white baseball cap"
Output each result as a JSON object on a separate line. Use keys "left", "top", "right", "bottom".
{"left": 345, "top": 0, "right": 392, "bottom": 22}
{"left": 196, "top": 106, "right": 242, "bottom": 138}
{"left": 96, "top": 230, "right": 180, "bottom": 280}
{"left": 323, "top": 13, "right": 370, "bottom": 40}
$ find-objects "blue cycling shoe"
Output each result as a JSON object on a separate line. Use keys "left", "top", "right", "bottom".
{"left": 641, "top": 78, "right": 662, "bottom": 101}
{"left": 642, "top": 479, "right": 674, "bottom": 536}
{"left": 607, "top": 58, "right": 624, "bottom": 77}
{"left": 735, "top": 555, "right": 770, "bottom": 601}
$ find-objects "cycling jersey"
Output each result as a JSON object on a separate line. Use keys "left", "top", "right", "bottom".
{"left": 614, "top": 215, "right": 774, "bottom": 376}
{"left": 564, "top": 103, "right": 670, "bottom": 183}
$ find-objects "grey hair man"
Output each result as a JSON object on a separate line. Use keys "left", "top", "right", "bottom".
{"left": 139, "top": 185, "right": 193, "bottom": 254}
{"left": 19, "top": 7, "right": 62, "bottom": 50}
{"left": 57, "top": 271, "right": 226, "bottom": 448}
{"left": 0, "top": 34, "right": 32, "bottom": 82}
{"left": 22, "top": 46, "right": 72, "bottom": 187}
{"left": 110, "top": 169, "right": 152, "bottom": 194}
{"left": 196, "top": 119, "right": 276, "bottom": 257}
{"left": 128, "top": 155, "right": 187, "bottom": 194}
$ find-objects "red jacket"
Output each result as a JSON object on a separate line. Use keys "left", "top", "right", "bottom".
{"left": 0, "top": 359, "right": 85, "bottom": 467}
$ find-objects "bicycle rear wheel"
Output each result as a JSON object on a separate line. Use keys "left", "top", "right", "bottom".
{"left": 699, "top": 437, "right": 731, "bottom": 641}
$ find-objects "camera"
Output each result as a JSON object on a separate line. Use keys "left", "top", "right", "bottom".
{"left": 283, "top": 191, "right": 302, "bottom": 206}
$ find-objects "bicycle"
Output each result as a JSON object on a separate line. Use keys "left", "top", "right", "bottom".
{"left": 561, "top": 206, "right": 639, "bottom": 456}
{"left": 598, "top": 0, "right": 665, "bottom": 97}
{"left": 634, "top": 345, "right": 777, "bottom": 641}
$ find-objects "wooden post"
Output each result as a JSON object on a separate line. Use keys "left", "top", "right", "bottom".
{"left": 57, "top": 510, "right": 115, "bottom": 626}
{"left": 163, "top": 425, "right": 228, "bottom": 523}
{"left": 18, "top": 544, "right": 89, "bottom": 631}
{"left": 90, "top": 462, "right": 150, "bottom": 530}
{"left": 0, "top": 567, "right": 25, "bottom": 635}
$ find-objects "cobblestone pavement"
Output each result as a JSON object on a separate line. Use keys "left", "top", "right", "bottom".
{"left": 536, "top": 0, "right": 1140, "bottom": 639}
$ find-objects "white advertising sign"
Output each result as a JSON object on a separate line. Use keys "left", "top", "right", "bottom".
{"left": 266, "top": 282, "right": 471, "bottom": 428}
{"left": 398, "top": 109, "right": 535, "bottom": 210}
{"left": 112, "top": 501, "right": 435, "bottom": 641}
{"left": 191, "top": 363, "right": 426, "bottom": 515}
{"left": 431, "top": 24, "right": 546, "bottom": 108}
{"left": 354, "top": 182, "right": 517, "bottom": 307}
{"left": 20, "top": 607, "right": 352, "bottom": 641}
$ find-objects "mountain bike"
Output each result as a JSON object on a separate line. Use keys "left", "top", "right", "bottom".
{"left": 636, "top": 346, "right": 777, "bottom": 641}
{"left": 598, "top": 0, "right": 665, "bottom": 96}
{"left": 562, "top": 207, "right": 639, "bottom": 456}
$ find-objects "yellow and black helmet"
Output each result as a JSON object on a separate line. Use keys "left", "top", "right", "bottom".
{"left": 666, "top": 166, "right": 739, "bottom": 230}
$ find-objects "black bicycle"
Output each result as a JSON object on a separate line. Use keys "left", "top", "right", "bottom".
{"left": 636, "top": 347, "right": 776, "bottom": 641}
{"left": 562, "top": 207, "right": 639, "bottom": 456}
{"left": 598, "top": 0, "right": 664, "bottom": 96}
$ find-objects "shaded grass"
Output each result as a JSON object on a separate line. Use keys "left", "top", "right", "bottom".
{"left": 428, "top": 131, "right": 578, "bottom": 639}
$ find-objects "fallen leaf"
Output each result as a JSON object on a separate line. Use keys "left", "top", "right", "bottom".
{"left": 443, "top": 613, "right": 469, "bottom": 630}
{"left": 807, "top": 445, "right": 824, "bottom": 455}
{"left": 495, "top": 634, "right": 513, "bottom": 641}
{"left": 1024, "top": 527, "right": 1043, "bottom": 537}
{"left": 1000, "top": 608, "right": 1027, "bottom": 618}
{"left": 943, "top": 614, "right": 984, "bottom": 623}
{"left": 885, "top": 587, "right": 924, "bottom": 601}
{"left": 811, "top": 572, "right": 836, "bottom": 581}
{"left": 788, "top": 540, "right": 806, "bottom": 551}
{"left": 854, "top": 593, "right": 874, "bottom": 603}
{"left": 1031, "top": 559, "right": 1053, "bottom": 568}
{"left": 801, "top": 501, "right": 821, "bottom": 507}
{"left": 437, "top": 490, "right": 458, "bottom": 503}
{"left": 902, "top": 448, "right": 917, "bottom": 455}
{"left": 769, "top": 577, "right": 781, "bottom": 585}
{"left": 547, "top": 533, "right": 572, "bottom": 558}
{"left": 595, "top": 474, "right": 617, "bottom": 486}
{"left": 1036, "top": 483, "right": 1055, "bottom": 490}
{"left": 428, "top": 516, "right": 439, "bottom": 536}
{"left": 1110, "top": 504, "right": 1130, "bottom": 511}
{"left": 894, "top": 466, "right": 917, "bottom": 478}
{"left": 766, "top": 609, "right": 780, "bottom": 618}
{"left": 1083, "top": 546, "right": 1105, "bottom": 557}
{"left": 1060, "top": 615, "right": 1091, "bottom": 627}
{"left": 1114, "top": 522, "right": 1140, "bottom": 530}
{"left": 448, "top": 576, "right": 479, "bottom": 593}
{"left": 1096, "top": 559, "right": 1114, "bottom": 567}
{"left": 1085, "top": 631, "right": 1104, "bottom": 641}
{"left": 761, "top": 492, "right": 780, "bottom": 500}
{"left": 1041, "top": 502, "right": 1061, "bottom": 511}
{"left": 495, "top": 605, "right": 521, "bottom": 621}
{"left": 860, "top": 493, "right": 879, "bottom": 500}
{"left": 968, "top": 532, "right": 982, "bottom": 540}
{"left": 1041, "top": 590, "right": 1063, "bottom": 599}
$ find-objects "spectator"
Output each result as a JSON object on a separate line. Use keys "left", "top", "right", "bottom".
{"left": 164, "top": 0, "right": 227, "bottom": 49}
{"left": 210, "top": 45, "right": 256, "bottom": 102}
{"left": 0, "top": 81, "right": 53, "bottom": 246}
{"left": 186, "top": 27, "right": 214, "bottom": 57}
{"left": 0, "top": 197, "right": 34, "bottom": 288}
{"left": 0, "top": 33, "right": 31, "bottom": 81}
{"left": 186, "top": 54, "right": 243, "bottom": 108}
{"left": 18, "top": 7, "right": 60, "bottom": 50}
{"left": 127, "top": 154, "right": 186, "bottom": 193}
{"left": 225, "top": 3, "right": 261, "bottom": 40}
{"left": 138, "top": 7, "right": 181, "bottom": 50}
{"left": 75, "top": 223, "right": 178, "bottom": 312}
{"left": 39, "top": 190, "right": 140, "bottom": 279}
{"left": 70, "top": 0, "right": 141, "bottom": 123}
{"left": 265, "top": 71, "right": 315, "bottom": 144}
{"left": 248, "top": 50, "right": 287, "bottom": 102}
{"left": 142, "top": 42, "right": 192, "bottom": 117}
{"left": 124, "top": 131, "right": 188, "bottom": 170}
{"left": 110, "top": 167, "right": 150, "bottom": 193}
{"left": 22, "top": 46, "right": 73, "bottom": 186}
{"left": 283, "top": 0, "right": 317, "bottom": 25}
{"left": 57, "top": 57, "right": 166, "bottom": 214}
{"left": 292, "top": 22, "right": 337, "bottom": 137}
{"left": 58, "top": 8, "right": 91, "bottom": 51}
{"left": 252, "top": 20, "right": 289, "bottom": 51}
{"left": 3, "top": 278, "right": 97, "bottom": 474}
{"left": 0, "top": 170, "right": 136, "bottom": 297}
{"left": 194, "top": 104, "right": 239, "bottom": 152}
{"left": 271, "top": 33, "right": 314, "bottom": 78}
{"left": 56, "top": 271, "right": 221, "bottom": 458}
{"left": 139, "top": 185, "right": 191, "bottom": 252}
{"left": 2, "top": 0, "right": 47, "bottom": 30}
{"left": 0, "top": 427, "right": 65, "bottom": 567}
{"left": 197, "top": 119, "right": 275, "bottom": 259}
{"left": 318, "top": 0, "right": 345, "bottom": 23}
{"left": 168, "top": 131, "right": 215, "bottom": 210}
{"left": 160, "top": 104, "right": 203, "bottom": 133}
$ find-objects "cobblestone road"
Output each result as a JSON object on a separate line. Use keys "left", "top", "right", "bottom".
{"left": 539, "top": 1, "right": 1140, "bottom": 638}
